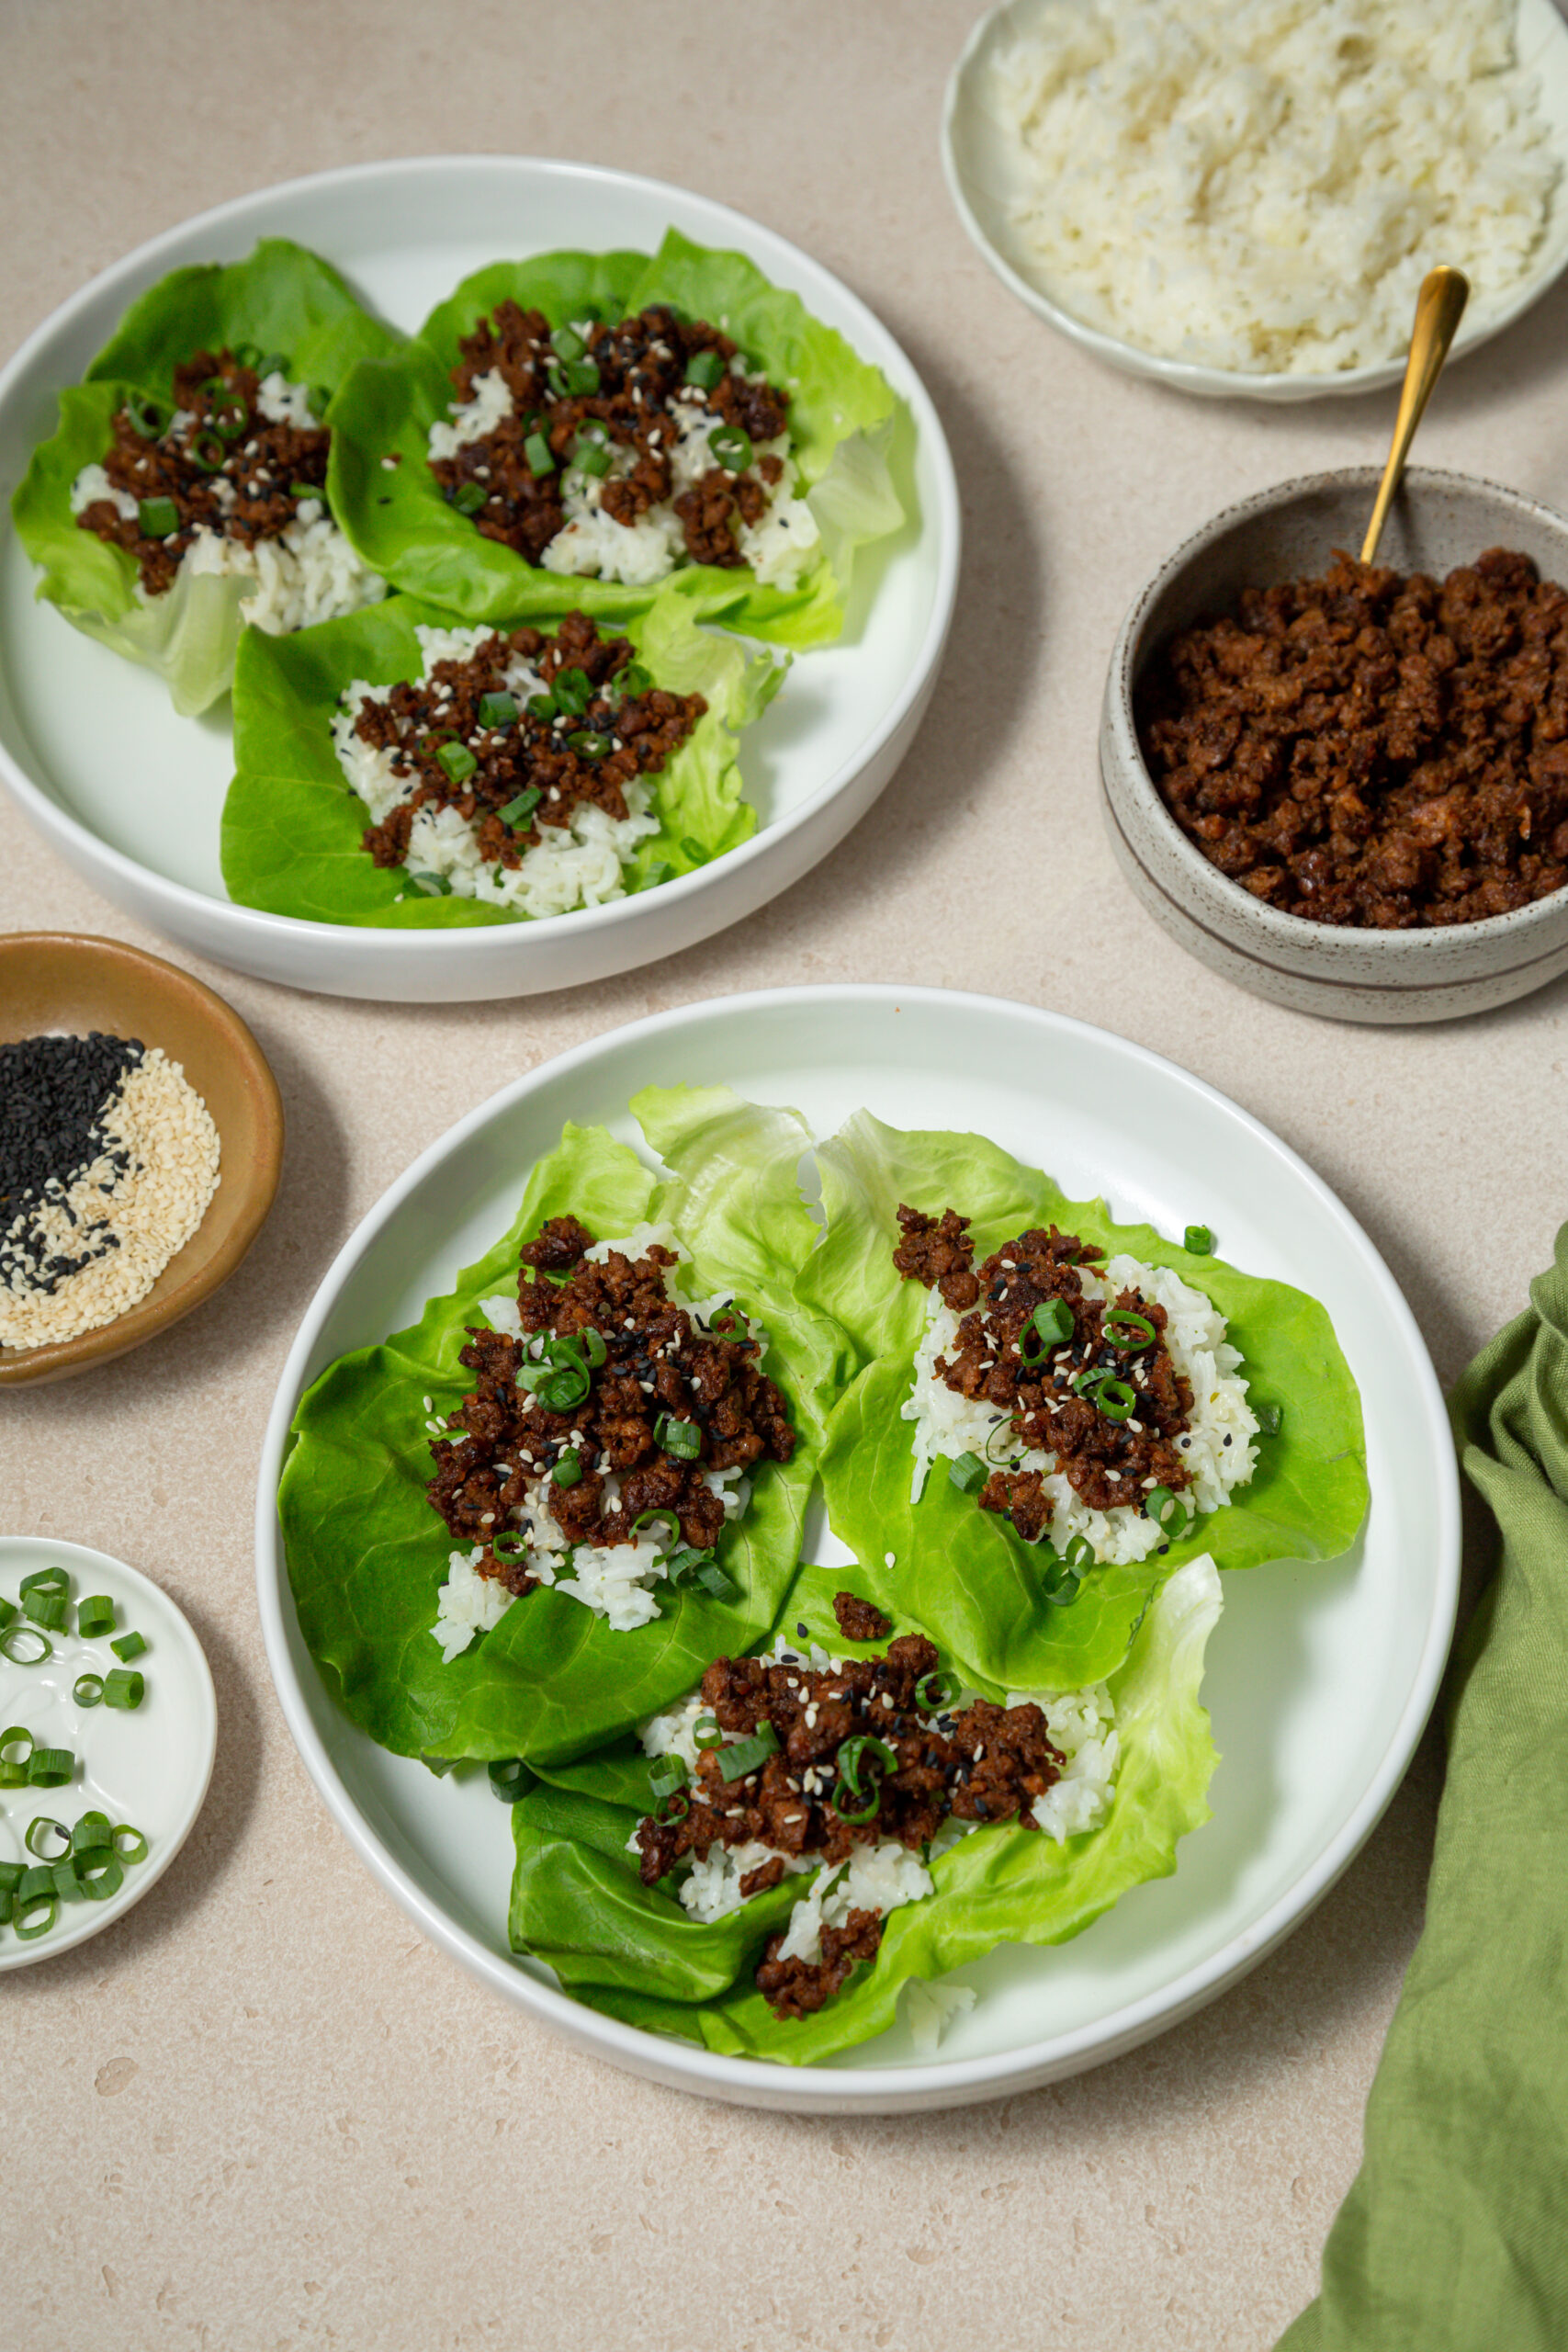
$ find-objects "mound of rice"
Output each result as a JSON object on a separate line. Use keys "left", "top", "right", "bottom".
{"left": 984, "top": 0, "right": 1559, "bottom": 374}
{"left": 431, "top": 1224, "right": 761, "bottom": 1656}
{"left": 904, "top": 1253, "right": 1258, "bottom": 1563}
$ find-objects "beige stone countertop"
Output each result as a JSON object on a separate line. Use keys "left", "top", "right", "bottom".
{"left": 3, "top": 4, "right": 1564, "bottom": 2346}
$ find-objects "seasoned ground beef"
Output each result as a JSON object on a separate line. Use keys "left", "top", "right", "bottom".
{"left": 831, "top": 1590, "right": 892, "bottom": 1643}
{"left": 427, "top": 1219, "right": 793, "bottom": 1589}
{"left": 75, "top": 348, "right": 329, "bottom": 594}
{"left": 1137, "top": 548, "right": 1568, "bottom": 928}
{"left": 353, "top": 611, "right": 705, "bottom": 873}
{"left": 635, "top": 1631, "right": 1064, "bottom": 2017}
{"left": 895, "top": 1207, "right": 1193, "bottom": 1532}
{"left": 429, "top": 300, "right": 792, "bottom": 571}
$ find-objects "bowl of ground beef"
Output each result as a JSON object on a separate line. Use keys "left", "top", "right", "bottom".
{"left": 1100, "top": 467, "right": 1568, "bottom": 1023}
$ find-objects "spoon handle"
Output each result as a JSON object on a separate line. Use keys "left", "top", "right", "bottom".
{"left": 1360, "top": 266, "right": 1471, "bottom": 566}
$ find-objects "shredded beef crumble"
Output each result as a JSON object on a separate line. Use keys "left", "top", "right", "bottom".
{"left": 352, "top": 609, "right": 705, "bottom": 872}
{"left": 426, "top": 1217, "right": 793, "bottom": 1589}
{"left": 635, "top": 1632, "right": 1065, "bottom": 2018}
{"left": 894, "top": 1206, "right": 1193, "bottom": 1532}
{"left": 831, "top": 1590, "right": 892, "bottom": 1643}
{"left": 1136, "top": 548, "right": 1568, "bottom": 929}
{"left": 74, "top": 348, "right": 330, "bottom": 594}
{"left": 428, "top": 300, "right": 792, "bottom": 571}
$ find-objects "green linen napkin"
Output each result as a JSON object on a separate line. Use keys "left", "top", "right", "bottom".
{"left": 1279, "top": 1225, "right": 1568, "bottom": 2352}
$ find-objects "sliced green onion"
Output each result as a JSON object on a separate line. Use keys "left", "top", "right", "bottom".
{"left": 19, "top": 1567, "right": 66, "bottom": 1596}
{"left": 707, "top": 1305, "right": 750, "bottom": 1339}
{"left": 18, "top": 1864, "right": 55, "bottom": 1899}
{"left": 1103, "top": 1309, "right": 1156, "bottom": 1349}
{"left": 916, "top": 1671, "right": 958, "bottom": 1711}
{"left": 452, "top": 480, "right": 486, "bottom": 515}
{"left": 436, "top": 740, "right": 478, "bottom": 786}
{"left": 683, "top": 349, "right": 725, "bottom": 390}
{"left": 655, "top": 1414, "right": 702, "bottom": 1461}
{"left": 630, "top": 1510, "right": 682, "bottom": 1547}
{"left": 72, "top": 1813, "right": 111, "bottom": 1854}
{"left": 490, "top": 1530, "right": 529, "bottom": 1565}
{"left": 552, "top": 667, "right": 592, "bottom": 715}
{"left": 1032, "top": 1298, "right": 1075, "bottom": 1346}
{"left": 0, "top": 1888, "right": 11, "bottom": 1928}
{"left": 648, "top": 1753, "right": 689, "bottom": 1806}
{"left": 562, "top": 356, "right": 599, "bottom": 395}
{"left": 478, "top": 690, "right": 518, "bottom": 730}
{"left": 110, "top": 1631, "right": 148, "bottom": 1663}
{"left": 581, "top": 1328, "right": 607, "bottom": 1367}
{"left": 79, "top": 1854, "right": 123, "bottom": 1903}
{"left": 551, "top": 325, "right": 585, "bottom": 364}
{"left": 201, "top": 380, "right": 248, "bottom": 439}
{"left": 524, "top": 429, "right": 555, "bottom": 476}
{"left": 15, "top": 1892, "right": 57, "bottom": 1939}
{"left": 186, "top": 428, "right": 228, "bottom": 472}
{"left": 571, "top": 436, "right": 611, "bottom": 479}
{"left": 1040, "top": 1557, "right": 1083, "bottom": 1608}
{"left": 1093, "top": 1376, "right": 1137, "bottom": 1422}
{"left": 693, "top": 1714, "right": 723, "bottom": 1751}
{"left": 525, "top": 1366, "right": 591, "bottom": 1413}
{"left": 125, "top": 392, "right": 171, "bottom": 438}
{"left": 77, "top": 1595, "right": 117, "bottom": 1637}
{"left": 1184, "top": 1225, "right": 1213, "bottom": 1255}
{"left": 497, "top": 786, "right": 541, "bottom": 829}
{"left": 525, "top": 692, "right": 558, "bottom": 722}
{"left": 103, "top": 1670, "right": 145, "bottom": 1712}
{"left": 838, "top": 1735, "right": 898, "bottom": 1799}
{"left": 709, "top": 424, "right": 752, "bottom": 472}
{"left": 1062, "top": 1534, "right": 1097, "bottom": 1570}
{"left": 0, "top": 1598, "right": 14, "bottom": 1630}
{"left": 232, "top": 341, "right": 262, "bottom": 368}
{"left": 949, "top": 1451, "right": 987, "bottom": 1496}
{"left": 488, "top": 1758, "right": 536, "bottom": 1804}
{"left": 695, "top": 1560, "right": 739, "bottom": 1604}
{"left": 136, "top": 494, "right": 180, "bottom": 538}
{"left": 111, "top": 1825, "right": 149, "bottom": 1863}
{"left": 0, "top": 1860, "right": 21, "bottom": 1893}
{"left": 0, "top": 1725, "right": 35, "bottom": 1783}
{"left": 618, "top": 662, "right": 652, "bottom": 697}
{"left": 717, "top": 1722, "right": 779, "bottom": 1782}
{"left": 408, "top": 871, "right": 452, "bottom": 897}
{"left": 27, "top": 1747, "right": 73, "bottom": 1788}
{"left": 551, "top": 1450, "right": 582, "bottom": 1489}
{"left": 568, "top": 730, "right": 610, "bottom": 759}
{"left": 1257, "top": 1403, "right": 1283, "bottom": 1436}
{"left": 0, "top": 1624, "right": 51, "bottom": 1666}
{"left": 289, "top": 481, "right": 324, "bottom": 502}
{"left": 23, "top": 1588, "right": 66, "bottom": 1631}
{"left": 984, "top": 1416, "right": 1022, "bottom": 1467}
{"left": 663, "top": 1546, "right": 708, "bottom": 1583}
{"left": 51, "top": 1858, "right": 85, "bottom": 1904}
{"left": 26, "top": 1816, "right": 69, "bottom": 1860}
{"left": 1145, "top": 1487, "right": 1192, "bottom": 1541}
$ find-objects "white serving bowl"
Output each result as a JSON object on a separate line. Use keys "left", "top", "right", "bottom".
{"left": 1100, "top": 466, "right": 1568, "bottom": 1022}
{"left": 0, "top": 158, "right": 959, "bottom": 1003}
{"left": 942, "top": 0, "right": 1568, "bottom": 402}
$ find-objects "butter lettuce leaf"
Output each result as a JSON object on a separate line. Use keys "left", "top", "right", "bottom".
{"left": 508, "top": 1553, "right": 1223, "bottom": 2065}
{"left": 798, "top": 1113, "right": 1368, "bottom": 1691}
{"left": 327, "top": 229, "right": 901, "bottom": 647}
{"left": 10, "top": 238, "right": 403, "bottom": 715}
{"left": 277, "top": 1089, "right": 836, "bottom": 1769}
{"left": 220, "top": 586, "right": 784, "bottom": 926}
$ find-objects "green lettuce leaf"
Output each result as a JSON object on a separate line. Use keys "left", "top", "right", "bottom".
{"left": 798, "top": 1113, "right": 1368, "bottom": 1690}
{"left": 10, "top": 239, "right": 403, "bottom": 715}
{"left": 277, "top": 1089, "right": 838, "bottom": 1768}
{"left": 326, "top": 228, "right": 901, "bottom": 647}
{"left": 220, "top": 586, "right": 784, "bottom": 926}
{"left": 507, "top": 1552, "right": 1223, "bottom": 2065}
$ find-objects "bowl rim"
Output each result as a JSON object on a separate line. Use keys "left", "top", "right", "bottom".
{"left": 1102, "top": 463, "right": 1568, "bottom": 956}
{"left": 939, "top": 0, "right": 1568, "bottom": 402}
{"left": 0, "top": 929, "right": 284, "bottom": 1384}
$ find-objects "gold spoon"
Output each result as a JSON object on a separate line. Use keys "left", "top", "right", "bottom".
{"left": 1360, "top": 266, "right": 1471, "bottom": 565}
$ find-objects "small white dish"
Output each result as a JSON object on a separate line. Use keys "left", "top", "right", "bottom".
{"left": 255, "top": 985, "right": 1458, "bottom": 2113}
{"left": 0, "top": 1535, "right": 217, "bottom": 1967}
{"left": 942, "top": 0, "right": 1568, "bottom": 402}
{"left": 0, "top": 156, "right": 959, "bottom": 1003}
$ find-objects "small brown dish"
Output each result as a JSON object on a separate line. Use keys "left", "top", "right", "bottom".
{"left": 1100, "top": 467, "right": 1568, "bottom": 1023}
{"left": 0, "top": 933, "right": 283, "bottom": 1385}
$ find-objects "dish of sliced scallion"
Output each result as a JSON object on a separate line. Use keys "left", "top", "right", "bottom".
{"left": 0, "top": 1535, "right": 215, "bottom": 1967}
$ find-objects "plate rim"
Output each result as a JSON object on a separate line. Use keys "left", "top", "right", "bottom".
{"left": 252, "top": 982, "right": 1461, "bottom": 2110}
{"left": 0, "top": 1533, "right": 219, "bottom": 1969}
{"left": 0, "top": 153, "right": 960, "bottom": 973}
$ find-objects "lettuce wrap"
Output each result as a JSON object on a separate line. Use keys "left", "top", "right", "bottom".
{"left": 325, "top": 230, "right": 902, "bottom": 647}
{"left": 278, "top": 1087, "right": 849, "bottom": 1770}
{"left": 221, "top": 588, "right": 784, "bottom": 927}
{"left": 10, "top": 238, "right": 403, "bottom": 715}
{"left": 507, "top": 1551, "right": 1223, "bottom": 2064}
{"left": 796, "top": 1114, "right": 1368, "bottom": 1694}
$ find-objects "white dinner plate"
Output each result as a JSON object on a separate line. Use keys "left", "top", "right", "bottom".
{"left": 942, "top": 0, "right": 1568, "bottom": 402}
{"left": 254, "top": 986, "right": 1458, "bottom": 2113}
{"left": 0, "top": 158, "right": 958, "bottom": 1001}
{"left": 0, "top": 1536, "right": 217, "bottom": 1967}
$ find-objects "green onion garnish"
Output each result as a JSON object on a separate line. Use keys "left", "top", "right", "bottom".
{"left": 71, "top": 1679, "right": 101, "bottom": 1713}
{"left": 0, "top": 1624, "right": 51, "bottom": 1666}
{"left": 0, "top": 1725, "right": 33, "bottom": 1786}
{"left": 524, "top": 430, "right": 555, "bottom": 476}
{"left": 618, "top": 662, "right": 652, "bottom": 697}
{"left": 1040, "top": 1555, "right": 1083, "bottom": 1608}
{"left": 551, "top": 1450, "right": 582, "bottom": 1489}
{"left": 233, "top": 342, "right": 262, "bottom": 368}
{"left": 551, "top": 325, "right": 585, "bottom": 364}
{"left": 562, "top": 356, "right": 600, "bottom": 395}
{"left": 103, "top": 1669, "right": 144, "bottom": 1712}
{"left": 1063, "top": 1534, "right": 1097, "bottom": 1569}
{"left": 488, "top": 1758, "right": 536, "bottom": 1804}
{"left": 707, "top": 1305, "right": 749, "bottom": 1338}
{"left": 1184, "top": 1225, "right": 1213, "bottom": 1255}
{"left": 1257, "top": 1403, "right": 1282, "bottom": 1436}
{"left": 717, "top": 1722, "right": 779, "bottom": 1781}
{"left": 630, "top": 1509, "right": 682, "bottom": 1545}
{"left": 1102, "top": 1309, "right": 1156, "bottom": 1348}
{"left": 186, "top": 428, "right": 228, "bottom": 473}
{"left": 27, "top": 1747, "right": 73, "bottom": 1788}
{"left": 1093, "top": 1376, "right": 1137, "bottom": 1422}
{"left": 683, "top": 350, "right": 725, "bottom": 390}
{"left": 408, "top": 871, "right": 452, "bottom": 896}
{"left": 23, "top": 1587, "right": 67, "bottom": 1631}
{"left": 77, "top": 1595, "right": 117, "bottom": 1638}
{"left": 695, "top": 1559, "right": 739, "bottom": 1604}
{"left": 581, "top": 1329, "right": 607, "bottom": 1367}
{"left": 525, "top": 692, "right": 558, "bottom": 722}
{"left": 949, "top": 1451, "right": 987, "bottom": 1495}
{"left": 72, "top": 1813, "right": 111, "bottom": 1853}
{"left": 664, "top": 1545, "right": 708, "bottom": 1583}
{"left": 568, "top": 730, "right": 610, "bottom": 759}
{"left": 436, "top": 740, "right": 478, "bottom": 786}
{"left": 655, "top": 1414, "right": 702, "bottom": 1461}
{"left": 0, "top": 1598, "right": 14, "bottom": 1630}
{"left": 916, "top": 1671, "right": 959, "bottom": 1711}
{"left": 15, "top": 1892, "right": 57, "bottom": 1939}
{"left": 79, "top": 1854, "right": 124, "bottom": 1902}
{"left": 572, "top": 435, "right": 611, "bottom": 479}
{"left": 0, "top": 1860, "right": 20, "bottom": 1893}
{"left": 1032, "top": 1298, "right": 1075, "bottom": 1346}
{"left": 110, "top": 1631, "right": 147, "bottom": 1663}
{"left": 136, "top": 495, "right": 180, "bottom": 538}
{"left": 26, "top": 1815, "right": 69, "bottom": 1860}
{"left": 126, "top": 392, "right": 170, "bottom": 439}
{"left": 51, "top": 1858, "right": 85, "bottom": 1904}
{"left": 112, "top": 1825, "right": 149, "bottom": 1863}
{"left": 498, "top": 786, "right": 541, "bottom": 830}
{"left": 1145, "top": 1487, "right": 1192, "bottom": 1541}
{"left": 648, "top": 1754, "right": 688, "bottom": 1805}
{"left": 693, "top": 1713, "right": 723, "bottom": 1751}
{"left": 453, "top": 480, "right": 486, "bottom": 514}
{"left": 490, "top": 1530, "right": 529, "bottom": 1565}
{"left": 20, "top": 1568, "right": 66, "bottom": 1595}
{"left": 680, "top": 837, "right": 705, "bottom": 865}
{"left": 518, "top": 1359, "right": 591, "bottom": 1412}
{"left": 479, "top": 691, "right": 518, "bottom": 730}
{"left": 552, "top": 667, "right": 592, "bottom": 715}
{"left": 201, "top": 381, "right": 248, "bottom": 439}
{"left": 709, "top": 424, "right": 752, "bottom": 472}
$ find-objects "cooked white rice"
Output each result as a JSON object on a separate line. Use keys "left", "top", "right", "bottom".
{"left": 431, "top": 1229, "right": 762, "bottom": 1655}
{"left": 902, "top": 1977, "right": 978, "bottom": 2055}
{"left": 429, "top": 328, "right": 820, "bottom": 589}
{"left": 984, "top": 0, "right": 1559, "bottom": 374}
{"left": 904, "top": 1253, "right": 1257, "bottom": 1564}
{"left": 333, "top": 621, "right": 661, "bottom": 919}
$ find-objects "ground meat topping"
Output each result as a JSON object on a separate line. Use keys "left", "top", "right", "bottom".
{"left": 755, "top": 1910, "right": 885, "bottom": 2021}
{"left": 634, "top": 1632, "right": 1064, "bottom": 2016}
{"left": 831, "top": 1590, "right": 892, "bottom": 1643}
{"left": 351, "top": 610, "right": 705, "bottom": 873}
{"left": 74, "top": 349, "right": 331, "bottom": 595}
{"left": 896, "top": 1209, "right": 1194, "bottom": 1524}
{"left": 1137, "top": 548, "right": 1568, "bottom": 928}
{"left": 426, "top": 1220, "right": 793, "bottom": 1590}
{"left": 428, "top": 300, "right": 793, "bottom": 571}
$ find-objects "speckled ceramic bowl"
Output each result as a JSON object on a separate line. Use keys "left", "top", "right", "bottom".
{"left": 1100, "top": 468, "right": 1568, "bottom": 1023}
